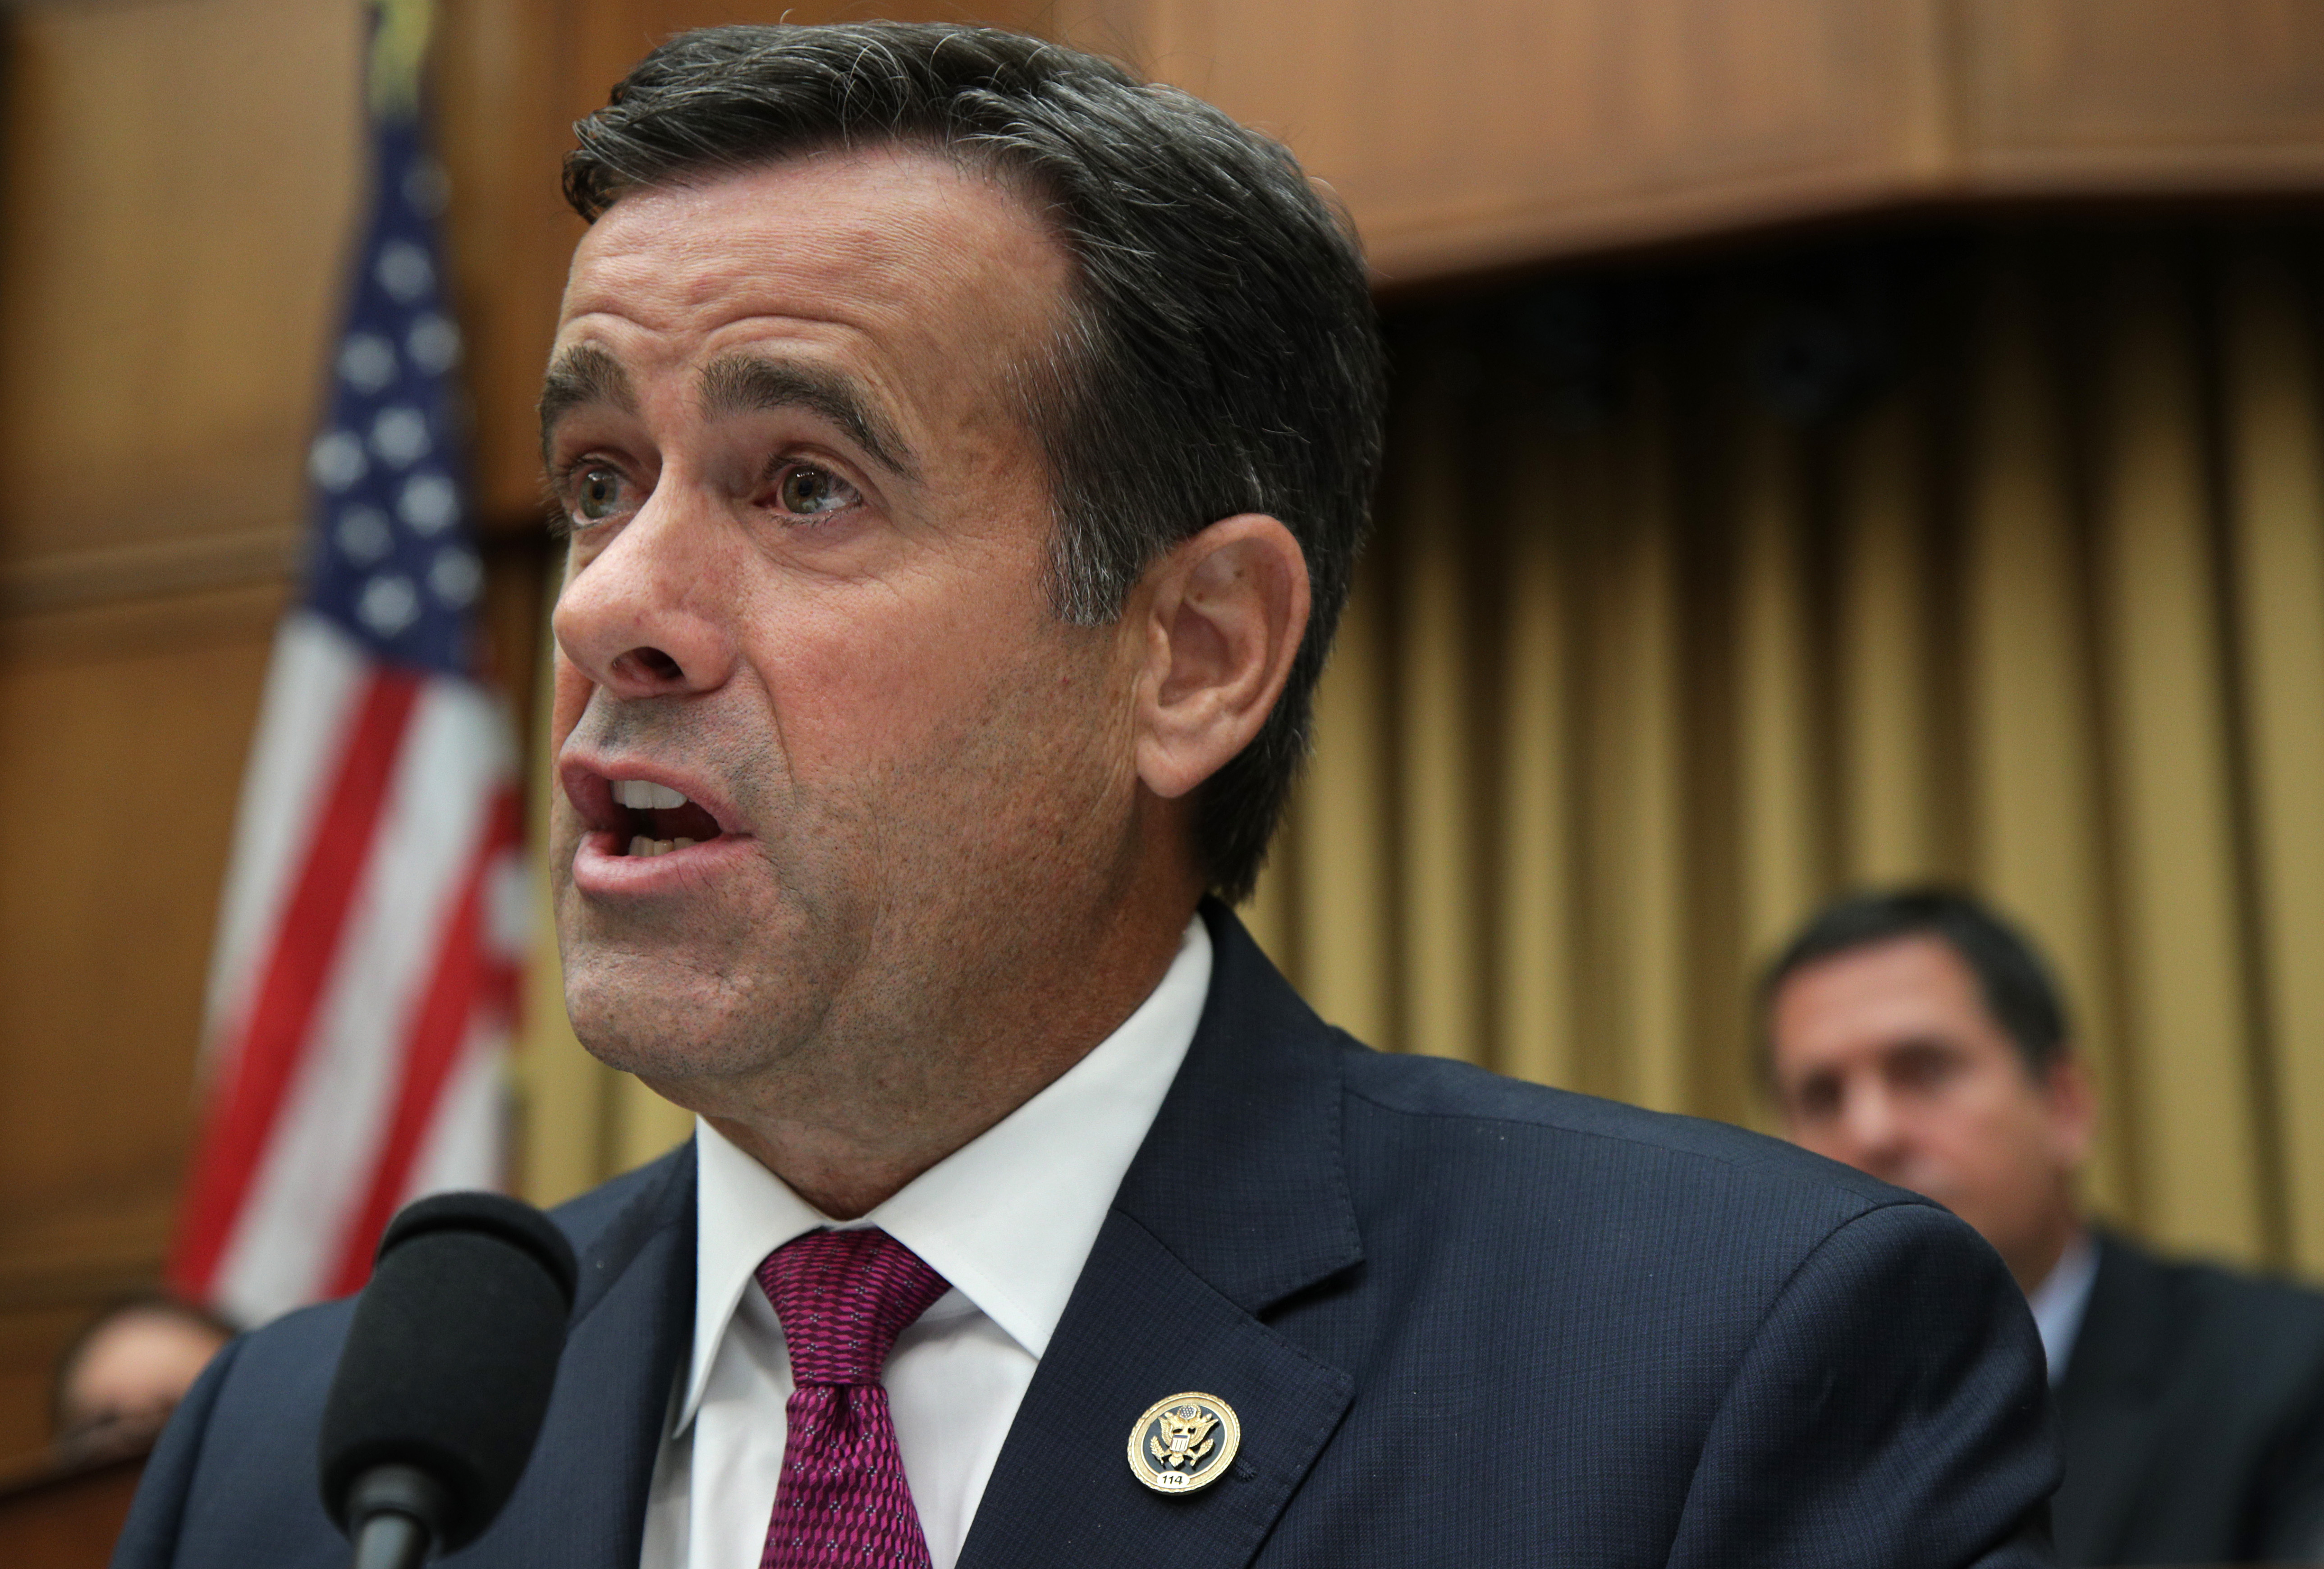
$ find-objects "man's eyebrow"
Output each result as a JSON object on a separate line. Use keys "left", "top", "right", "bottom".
{"left": 538, "top": 344, "right": 637, "bottom": 462}
{"left": 698, "top": 353, "right": 920, "bottom": 481}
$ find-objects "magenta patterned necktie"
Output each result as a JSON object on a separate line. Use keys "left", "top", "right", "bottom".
{"left": 756, "top": 1227, "right": 951, "bottom": 1569}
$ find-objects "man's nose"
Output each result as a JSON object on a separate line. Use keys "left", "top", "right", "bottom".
{"left": 552, "top": 492, "right": 738, "bottom": 699}
{"left": 1834, "top": 1081, "right": 1913, "bottom": 1177}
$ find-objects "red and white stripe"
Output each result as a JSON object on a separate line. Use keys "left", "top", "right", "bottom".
{"left": 170, "top": 612, "right": 523, "bottom": 1325}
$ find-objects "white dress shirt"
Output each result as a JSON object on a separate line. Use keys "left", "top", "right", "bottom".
{"left": 638, "top": 916, "right": 1211, "bottom": 1569}
{"left": 2026, "top": 1228, "right": 2099, "bottom": 1386}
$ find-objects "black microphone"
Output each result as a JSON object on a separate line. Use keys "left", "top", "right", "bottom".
{"left": 318, "top": 1192, "right": 578, "bottom": 1569}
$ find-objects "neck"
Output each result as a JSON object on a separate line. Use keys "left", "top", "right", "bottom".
{"left": 682, "top": 885, "right": 1200, "bottom": 1219}
{"left": 2003, "top": 1198, "right": 2083, "bottom": 1296}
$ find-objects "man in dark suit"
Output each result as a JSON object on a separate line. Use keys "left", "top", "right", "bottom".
{"left": 1765, "top": 887, "right": 2324, "bottom": 1565}
{"left": 117, "top": 25, "right": 2055, "bottom": 1568}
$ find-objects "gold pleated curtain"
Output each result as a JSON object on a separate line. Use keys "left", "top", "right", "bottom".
{"left": 517, "top": 222, "right": 2324, "bottom": 1280}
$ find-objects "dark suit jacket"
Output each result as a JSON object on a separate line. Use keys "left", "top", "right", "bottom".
{"left": 2054, "top": 1229, "right": 2324, "bottom": 1565}
{"left": 116, "top": 903, "right": 2057, "bottom": 1568}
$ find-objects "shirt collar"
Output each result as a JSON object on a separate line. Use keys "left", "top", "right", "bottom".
{"left": 2026, "top": 1227, "right": 2099, "bottom": 1385}
{"left": 679, "top": 915, "right": 1212, "bottom": 1430}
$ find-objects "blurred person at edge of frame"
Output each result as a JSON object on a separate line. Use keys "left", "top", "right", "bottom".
{"left": 1765, "top": 886, "right": 2324, "bottom": 1567}
{"left": 50, "top": 1295, "right": 234, "bottom": 1466}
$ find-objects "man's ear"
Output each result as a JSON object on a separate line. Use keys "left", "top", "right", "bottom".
{"left": 2042, "top": 1053, "right": 2099, "bottom": 1170}
{"left": 1131, "top": 513, "right": 1310, "bottom": 801}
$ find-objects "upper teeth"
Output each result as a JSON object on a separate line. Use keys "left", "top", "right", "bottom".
{"left": 613, "top": 779, "right": 688, "bottom": 810}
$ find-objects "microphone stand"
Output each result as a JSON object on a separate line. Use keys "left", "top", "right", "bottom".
{"left": 352, "top": 1513, "right": 430, "bottom": 1569}
{"left": 344, "top": 1464, "right": 448, "bottom": 1569}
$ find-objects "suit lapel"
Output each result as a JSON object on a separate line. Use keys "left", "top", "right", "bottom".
{"left": 2052, "top": 1232, "right": 2173, "bottom": 1567}
{"left": 957, "top": 902, "right": 1361, "bottom": 1569}
{"left": 449, "top": 1146, "right": 697, "bottom": 1569}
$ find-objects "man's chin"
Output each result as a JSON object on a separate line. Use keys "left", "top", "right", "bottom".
{"left": 562, "top": 963, "right": 778, "bottom": 1085}
{"left": 569, "top": 1009, "right": 734, "bottom": 1078}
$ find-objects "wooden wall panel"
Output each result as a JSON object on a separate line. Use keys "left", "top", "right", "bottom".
{"left": 562, "top": 1, "right": 1058, "bottom": 123}
{"left": 0, "top": 1308, "right": 86, "bottom": 1466}
{"left": 0, "top": 595, "right": 278, "bottom": 1221}
{"left": 435, "top": 0, "right": 590, "bottom": 530}
{"left": 1962, "top": 0, "right": 2324, "bottom": 189}
{"left": 0, "top": 588, "right": 281, "bottom": 1460}
{"left": 1068, "top": 0, "right": 1949, "bottom": 282}
{"left": 0, "top": 0, "right": 363, "bottom": 612}
{"left": 0, "top": 0, "right": 371, "bottom": 1466}
{"left": 1067, "top": 0, "right": 2324, "bottom": 284}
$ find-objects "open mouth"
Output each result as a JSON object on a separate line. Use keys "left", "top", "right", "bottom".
{"left": 609, "top": 779, "right": 725, "bottom": 859}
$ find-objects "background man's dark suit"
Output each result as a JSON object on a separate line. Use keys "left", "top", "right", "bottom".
{"left": 2055, "top": 1229, "right": 2324, "bottom": 1565}
{"left": 116, "top": 908, "right": 2057, "bottom": 1568}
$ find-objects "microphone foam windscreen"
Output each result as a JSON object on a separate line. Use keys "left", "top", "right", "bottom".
{"left": 318, "top": 1192, "right": 580, "bottom": 1551}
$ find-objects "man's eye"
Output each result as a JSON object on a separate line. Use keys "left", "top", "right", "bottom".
{"left": 1891, "top": 1045, "right": 1961, "bottom": 1093}
{"left": 575, "top": 466, "right": 624, "bottom": 522}
{"left": 775, "top": 463, "right": 861, "bottom": 518}
{"left": 1796, "top": 1080, "right": 1842, "bottom": 1121}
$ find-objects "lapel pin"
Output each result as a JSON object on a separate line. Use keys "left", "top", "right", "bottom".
{"left": 1128, "top": 1391, "right": 1240, "bottom": 1494}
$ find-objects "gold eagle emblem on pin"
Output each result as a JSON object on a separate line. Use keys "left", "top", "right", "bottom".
{"left": 1128, "top": 1391, "right": 1239, "bottom": 1495}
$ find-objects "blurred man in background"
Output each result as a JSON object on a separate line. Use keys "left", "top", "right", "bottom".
{"left": 1766, "top": 887, "right": 2324, "bottom": 1565}
{"left": 50, "top": 1295, "right": 232, "bottom": 1466}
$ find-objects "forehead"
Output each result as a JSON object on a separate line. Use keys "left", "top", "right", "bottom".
{"left": 554, "top": 145, "right": 1072, "bottom": 403}
{"left": 1770, "top": 935, "right": 1997, "bottom": 1064}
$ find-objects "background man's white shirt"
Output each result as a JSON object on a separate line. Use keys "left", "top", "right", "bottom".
{"left": 639, "top": 917, "right": 1211, "bottom": 1569}
{"left": 2027, "top": 1227, "right": 2099, "bottom": 1386}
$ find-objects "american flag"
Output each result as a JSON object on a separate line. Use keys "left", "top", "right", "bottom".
{"left": 166, "top": 52, "right": 523, "bottom": 1326}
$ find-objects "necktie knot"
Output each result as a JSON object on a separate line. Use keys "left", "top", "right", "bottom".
{"left": 758, "top": 1227, "right": 949, "bottom": 1387}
